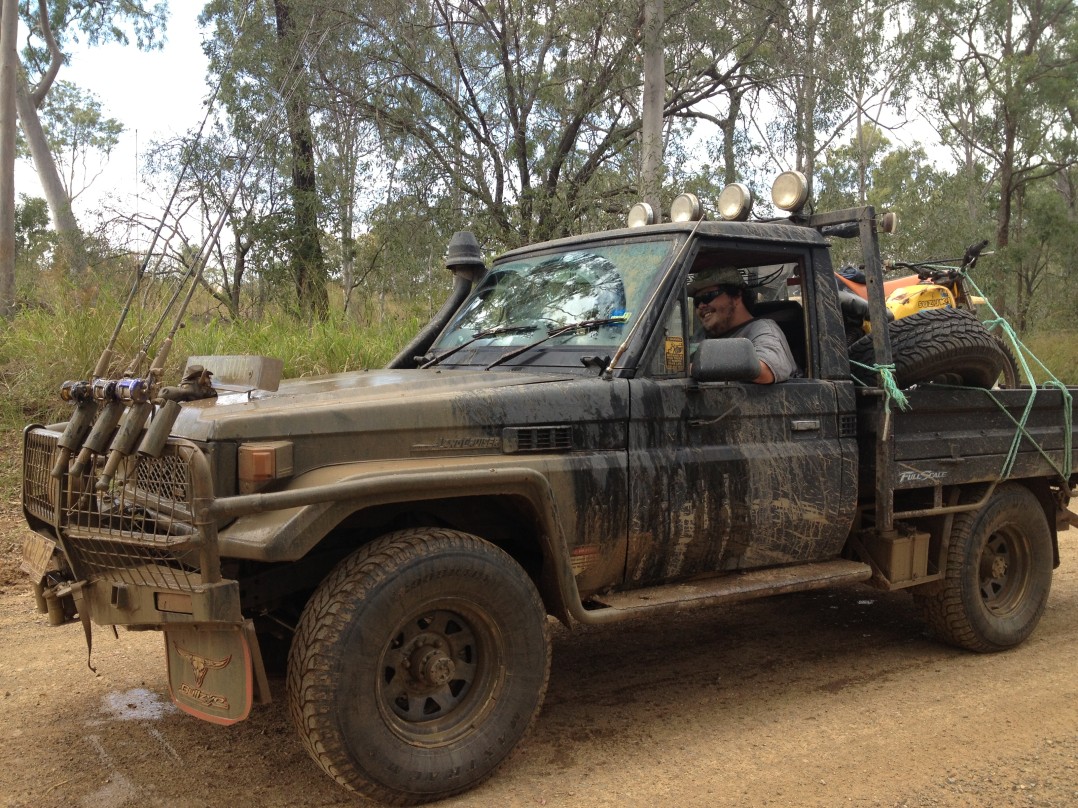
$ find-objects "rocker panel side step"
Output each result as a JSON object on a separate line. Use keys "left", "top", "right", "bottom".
{"left": 586, "top": 559, "right": 872, "bottom": 617}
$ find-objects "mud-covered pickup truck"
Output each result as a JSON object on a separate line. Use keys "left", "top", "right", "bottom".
{"left": 21, "top": 178, "right": 1078, "bottom": 805}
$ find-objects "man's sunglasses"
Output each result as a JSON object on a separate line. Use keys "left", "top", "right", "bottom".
{"left": 692, "top": 286, "right": 740, "bottom": 306}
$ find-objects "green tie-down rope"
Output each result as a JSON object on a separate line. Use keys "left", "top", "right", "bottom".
{"left": 847, "top": 267, "right": 1072, "bottom": 482}
{"left": 849, "top": 360, "right": 911, "bottom": 413}
{"left": 956, "top": 269, "right": 1073, "bottom": 481}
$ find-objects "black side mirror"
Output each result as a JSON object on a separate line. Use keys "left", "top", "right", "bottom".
{"left": 690, "top": 338, "right": 760, "bottom": 382}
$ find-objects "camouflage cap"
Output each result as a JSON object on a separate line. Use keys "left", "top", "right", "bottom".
{"left": 686, "top": 267, "right": 745, "bottom": 295}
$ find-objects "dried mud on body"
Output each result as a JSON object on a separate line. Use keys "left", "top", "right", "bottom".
{"left": 2, "top": 490, "right": 1077, "bottom": 806}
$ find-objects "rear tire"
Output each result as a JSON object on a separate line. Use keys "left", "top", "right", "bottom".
{"left": 913, "top": 484, "right": 1053, "bottom": 652}
{"left": 849, "top": 308, "right": 1013, "bottom": 389}
{"left": 288, "top": 528, "right": 551, "bottom": 805}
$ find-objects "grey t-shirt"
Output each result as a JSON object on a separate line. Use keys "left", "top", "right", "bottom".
{"left": 721, "top": 318, "right": 797, "bottom": 383}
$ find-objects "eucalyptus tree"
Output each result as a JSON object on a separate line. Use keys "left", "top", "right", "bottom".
{"left": 759, "top": 0, "right": 928, "bottom": 199}
{"left": 14, "top": 193, "right": 54, "bottom": 265}
{"left": 816, "top": 123, "right": 989, "bottom": 266}
{"left": 201, "top": 0, "right": 330, "bottom": 319}
{"left": 312, "top": 0, "right": 776, "bottom": 249}
{"left": 13, "top": 0, "right": 167, "bottom": 272}
{"left": 135, "top": 123, "right": 293, "bottom": 319}
{"left": 309, "top": 41, "right": 383, "bottom": 313}
{"left": 19, "top": 80, "right": 123, "bottom": 203}
{"left": 920, "top": 0, "right": 1078, "bottom": 331}
{"left": 663, "top": 0, "right": 777, "bottom": 187}
{"left": 1005, "top": 173, "right": 1078, "bottom": 331}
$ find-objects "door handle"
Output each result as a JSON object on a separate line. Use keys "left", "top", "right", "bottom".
{"left": 791, "top": 419, "right": 820, "bottom": 431}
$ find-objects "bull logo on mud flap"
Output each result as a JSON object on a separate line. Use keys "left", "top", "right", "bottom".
{"left": 173, "top": 643, "right": 232, "bottom": 688}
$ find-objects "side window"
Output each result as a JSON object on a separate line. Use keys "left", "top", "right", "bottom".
{"left": 684, "top": 249, "right": 809, "bottom": 377}
{"left": 645, "top": 296, "right": 688, "bottom": 377}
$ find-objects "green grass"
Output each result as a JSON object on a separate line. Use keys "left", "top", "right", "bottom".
{"left": 1020, "top": 332, "right": 1078, "bottom": 386}
{"left": 0, "top": 295, "right": 427, "bottom": 502}
{"left": 176, "top": 308, "right": 425, "bottom": 379}
{"left": 0, "top": 278, "right": 428, "bottom": 433}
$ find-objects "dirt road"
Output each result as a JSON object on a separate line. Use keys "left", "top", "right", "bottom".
{"left": 2, "top": 515, "right": 1077, "bottom": 808}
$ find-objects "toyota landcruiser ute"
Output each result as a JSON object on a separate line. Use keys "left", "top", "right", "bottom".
{"left": 21, "top": 175, "right": 1078, "bottom": 805}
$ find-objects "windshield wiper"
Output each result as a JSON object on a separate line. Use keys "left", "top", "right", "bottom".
{"left": 485, "top": 315, "right": 629, "bottom": 370}
{"left": 420, "top": 324, "right": 540, "bottom": 368}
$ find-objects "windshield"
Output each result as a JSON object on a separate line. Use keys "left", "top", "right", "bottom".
{"left": 430, "top": 240, "right": 675, "bottom": 364}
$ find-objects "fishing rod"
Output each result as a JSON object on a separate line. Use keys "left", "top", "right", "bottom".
{"left": 53, "top": 82, "right": 225, "bottom": 480}
{"left": 94, "top": 168, "right": 251, "bottom": 491}
{"left": 55, "top": 11, "right": 330, "bottom": 489}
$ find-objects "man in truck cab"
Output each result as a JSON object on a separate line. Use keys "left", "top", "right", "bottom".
{"left": 688, "top": 267, "right": 797, "bottom": 384}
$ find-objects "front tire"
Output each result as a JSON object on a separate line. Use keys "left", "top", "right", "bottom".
{"left": 288, "top": 529, "right": 551, "bottom": 805}
{"left": 913, "top": 484, "right": 1053, "bottom": 652}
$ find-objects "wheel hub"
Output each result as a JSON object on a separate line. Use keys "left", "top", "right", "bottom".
{"left": 980, "top": 548, "right": 1008, "bottom": 585}
{"left": 410, "top": 643, "right": 456, "bottom": 687}
{"left": 990, "top": 555, "right": 1007, "bottom": 579}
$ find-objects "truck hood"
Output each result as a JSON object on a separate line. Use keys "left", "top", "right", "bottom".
{"left": 171, "top": 367, "right": 580, "bottom": 443}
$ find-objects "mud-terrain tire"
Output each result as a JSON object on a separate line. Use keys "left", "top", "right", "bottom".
{"left": 849, "top": 308, "right": 1013, "bottom": 388}
{"left": 287, "top": 528, "right": 551, "bottom": 805}
{"left": 913, "top": 484, "right": 1053, "bottom": 652}
{"left": 994, "top": 334, "right": 1021, "bottom": 388}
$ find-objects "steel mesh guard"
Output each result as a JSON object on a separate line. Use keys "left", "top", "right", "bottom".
{"left": 23, "top": 429, "right": 59, "bottom": 523}
{"left": 23, "top": 427, "right": 208, "bottom": 589}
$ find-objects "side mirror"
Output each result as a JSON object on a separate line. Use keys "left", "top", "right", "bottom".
{"left": 691, "top": 338, "right": 760, "bottom": 382}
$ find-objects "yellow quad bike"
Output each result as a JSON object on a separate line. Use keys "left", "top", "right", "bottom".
{"left": 837, "top": 240, "right": 1020, "bottom": 389}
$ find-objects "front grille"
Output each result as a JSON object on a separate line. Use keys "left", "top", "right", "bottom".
{"left": 23, "top": 426, "right": 208, "bottom": 590}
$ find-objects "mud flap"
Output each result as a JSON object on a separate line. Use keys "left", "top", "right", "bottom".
{"left": 165, "top": 622, "right": 255, "bottom": 725}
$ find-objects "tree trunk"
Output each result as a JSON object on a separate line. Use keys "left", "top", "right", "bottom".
{"left": 14, "top": 69, "right": 86, "bottom": 273}
{"left": 274, "top": 0, "right": 327, "bottom": 320}
{"left": 800, "top": 0, "right": 817, "bottom": 196}
{"left": 0, "top": 0, "right": 18, "bottom": 316}
{"left": 640, "top": 0, "right": 664, "bottom": 217}
{"left": 719, "top": 91, "right": 742, "bottom": 185}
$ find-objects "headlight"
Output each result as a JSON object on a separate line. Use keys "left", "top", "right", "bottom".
{"left": 670, "top": 193, "right": 704, "bottom": 223}
{"left": 771, "top": 171, "right": 809, "bottom": 212}
{"left": 716, "top": 183, "right": 753, "bottom": 221}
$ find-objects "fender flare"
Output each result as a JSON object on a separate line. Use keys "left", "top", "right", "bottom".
{"left": 209, "top": 463, "right": 585, "bottom": 620}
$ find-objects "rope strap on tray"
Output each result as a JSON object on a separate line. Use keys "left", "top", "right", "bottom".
{"left": 848, "top": 265, "right": 1072, "bottom": 482}
{"left": 958, "top": 268, "right": 1073, "bottom": 480}
{"left": 849, "top": 360, "right": 911, "bottom": 413}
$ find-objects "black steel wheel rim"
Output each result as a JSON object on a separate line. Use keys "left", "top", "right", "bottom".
{"left": 978, "top": 526, "right": 1032, "bottom": 616}
{"left": 375, "top": 600, "right": 504, "bottom": 746}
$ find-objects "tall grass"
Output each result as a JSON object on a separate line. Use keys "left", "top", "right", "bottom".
{"left": 1021, "top": 332, "right": 1078, "bottom": 386}
{"left": 0, "top": 275, "right": 428, "bottom": 432}
{"left": 178, "top": 308, "right": 425, "bottom": 379}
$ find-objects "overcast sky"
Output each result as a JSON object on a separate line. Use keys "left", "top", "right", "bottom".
{"left": 16, "top": 10, "right": 210, "bottom": 221}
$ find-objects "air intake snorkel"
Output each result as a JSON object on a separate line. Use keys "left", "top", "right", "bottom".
{"left": 386, "top": 231, "right": 487, "bottom": 368}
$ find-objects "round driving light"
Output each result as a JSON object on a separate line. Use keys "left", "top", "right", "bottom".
{"left": 879, "top": 211, "right": 899, "bottom": 235}
{"left": 716, "top": 183, "right": 754, "bottom": 221}
{"left": 670, "top": 193, "right": 704, "bottom": 223}
{"left": 771, "top": 171, "right": 809, "bottom": 212}
{"left": 627, "top": 202, "right": 656, "bottom": 228}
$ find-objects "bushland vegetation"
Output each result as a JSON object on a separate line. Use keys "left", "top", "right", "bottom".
{"left": 3, "top": 0, "right": 1076, "bottom": 434}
